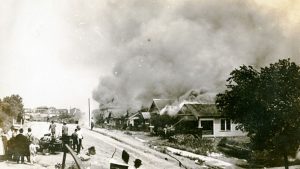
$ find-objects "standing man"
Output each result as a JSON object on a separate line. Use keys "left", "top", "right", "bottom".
{"left": 15, "top": 128, "right": 28, "bottom": 164}
{"left": 76, "top": 127, "right": 83, "bottom": 154}
{"left": 62, "top": 122, "right": 68, "bottom": 146}
{"left": 62, "top": 122, "right": 68, "bottom": 136}
{"left": 71, "top": 129, "right": 78, "bottom": 150}
{"left": 49, "top": 121, "right": 56, "bottom": 136}
{"left": 91, "top": 118, "right": 94, "bottom": 130}
{"left": 25, "top": 128, "right": 34, "bottom": 163}
{"left": 26, "top": 128, "right": 34, "bottom": 143}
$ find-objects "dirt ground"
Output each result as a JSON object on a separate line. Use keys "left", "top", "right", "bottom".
{"left": 0, "top": 122, "right": 76, "bottom": 169}
{"left": 7, "top": 122, "right": 300, "bottom": 169}
{"left": 0, "top": 122, "right": 205, "bottom": 169}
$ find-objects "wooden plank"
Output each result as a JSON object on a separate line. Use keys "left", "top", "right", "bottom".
{"left": 62, "top": 144, "right": 83, "bottom": 169}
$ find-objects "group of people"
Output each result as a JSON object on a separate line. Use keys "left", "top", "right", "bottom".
{"left": 3, "top": 127, "right": 38, "bottom": 164}
{"left": 50, "top": 121, "right": 84, "bottom": 155}
{"left": 71, "top": 125, "right": 84, "bottom": 154}
{"left": 0, "top": 119, "right": 93, "bottom": 166}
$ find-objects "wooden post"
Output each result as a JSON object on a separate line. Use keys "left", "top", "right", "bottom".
{"left": 61, "top": 144, "right": 83, "bottom": 169}
{"left": 88, "top": 98, "right": 90, "bottom": 128}
{"left": 62, "top": 150, "right": 67, "bottom": 169}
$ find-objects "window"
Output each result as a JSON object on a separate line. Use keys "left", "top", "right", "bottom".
{"left": 221, "top": 119, "right": 225, "bottom": 130}
{"left": 226, "top": 119, "right": 231, "bottom": 130}
{"left": 221, "top": 119, "right": 231, "bottom": 131}
{"left": 200, "top": 120, "right": 214, "bottom": 135}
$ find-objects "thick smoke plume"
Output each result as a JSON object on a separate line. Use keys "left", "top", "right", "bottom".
{"left": 93, "top": 0, "right": 300, "bottom": 110}
{"left": 159, "top": 89, "right": 216, "bottom": 116}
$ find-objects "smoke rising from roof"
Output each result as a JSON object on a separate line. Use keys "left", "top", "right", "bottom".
{"left": 92, "top": 0, "right": 300, "bottom": 110}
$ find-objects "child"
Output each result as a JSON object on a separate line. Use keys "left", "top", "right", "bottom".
{"left": 29, "top": 141, "right": 38, "bottom": 164}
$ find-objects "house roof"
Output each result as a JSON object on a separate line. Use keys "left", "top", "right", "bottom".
{"left": 150, "top": 99, "right": 175, "bottom": 111}
{"left": 128, "top": 112, "right": 140, "bottom": 120}
{"left": 178, "top": 104, "right": 221, "bottom": 117}
{"left": 141, "top": 112, "right": 150, "bottom": 119}
{"left": 128, "top": 112, "right": 151, "bottom": 120}
{"left": 104, "top": 108, "right": 127, "bottom": 119}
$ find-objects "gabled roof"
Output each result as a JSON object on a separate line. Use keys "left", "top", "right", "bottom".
{"left": 178, "top": 104, "right": 221, "bottom": 117}
{"left": 104, "top": 108, "right": 127, "bottom": 119}
{"left": 141, "top": 112, "right": 150, "bottom": 119}
{"left": 128, "top": 112, "right": 140, "bottom": 120}
{"left": 128, "top": 112, "right": 151, "bottom": 120}
{"left": 150, "top": 99, "right": 175, "bottom": 111}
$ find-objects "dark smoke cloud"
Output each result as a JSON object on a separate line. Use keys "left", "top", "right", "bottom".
{"left": 93, "top": 0, "right": 300, "bottom": 110}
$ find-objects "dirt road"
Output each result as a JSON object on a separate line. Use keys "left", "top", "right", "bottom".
{"left": 0, "top": 122, "right": 202, "bottom": 169}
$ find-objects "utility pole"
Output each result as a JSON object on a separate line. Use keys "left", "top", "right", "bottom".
{"left": 88, "top": 98, "right": 90, "bottom": 128}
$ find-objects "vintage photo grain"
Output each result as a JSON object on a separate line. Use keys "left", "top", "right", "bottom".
{"left": 0, "top": 0, "right": 300, "bottom": 169}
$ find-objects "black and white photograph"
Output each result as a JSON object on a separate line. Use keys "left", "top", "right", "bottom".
{"left": 0, "top": 0, "right": 300, "bottom": 169}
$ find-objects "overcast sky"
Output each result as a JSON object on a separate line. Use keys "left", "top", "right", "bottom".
{"left": 0, "top": 0, "right": 299, "bottom": 113}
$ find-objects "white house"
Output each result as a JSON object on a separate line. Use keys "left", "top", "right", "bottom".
{"left": 177, "top": 103, "right": 246, "bottom": 137}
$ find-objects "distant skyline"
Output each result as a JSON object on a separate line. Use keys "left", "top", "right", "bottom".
{"left": 0, "top": 0, "right": 299, "bottom": 114}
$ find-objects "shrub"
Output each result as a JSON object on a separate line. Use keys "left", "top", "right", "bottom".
{"left": 217, "top": 137, "right": 250, "bottom": 159}
{"left": 248, "top": 150, "right": 283, "bottom": 167}
{"left": 163, "top": 134, "right": 214, "bottom": 155}
{"left": 124, "top": 131, "right": 132, "bottom": 135}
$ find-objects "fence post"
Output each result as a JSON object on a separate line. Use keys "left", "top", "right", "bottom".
{"left": 62, "top": 149, "right": 67, "bottom": 169}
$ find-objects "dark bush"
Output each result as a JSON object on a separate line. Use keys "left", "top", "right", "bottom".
{"left": 217, "top": 137, "right": 250, "bottom": 159}
{"left": 163, "top": 134, "right": 214, "bottom": 155}
{"left": 151, "top": 114, "right": 178, "bottom": 135}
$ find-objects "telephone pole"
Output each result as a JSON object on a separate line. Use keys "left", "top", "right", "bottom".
{"left": 88, "top": 98, "right": 91, "bottom": 127}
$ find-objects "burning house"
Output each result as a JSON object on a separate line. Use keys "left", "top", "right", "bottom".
{"left": 127, "top": 112, "right": 151, "bottom": 130}
{"left": 148, "top": 99, "right": 176, "bottom": 115}
{"left": 173, "top": 103, "right": 246, "bottom": 137}
{"left": 148, "top": 99, "right": 175, "bottom": 121}
{"left": 102, "top": 107, "right": 127, "bottom": 129}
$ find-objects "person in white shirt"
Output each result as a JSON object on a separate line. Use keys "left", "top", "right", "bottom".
{"left": 26, "top": 128, "right": 35, "bottom": 163}
{"left": 29, "top": 141, "right": 38, "bottom": 164}
{"left": 76, "top": 127, "right": 83, "bottom": 154}
{"left": 0, "top": 128, "right": 5, "bottom": 156}
{"left": 6, "top": 126, "right": 13, "bottom": 141}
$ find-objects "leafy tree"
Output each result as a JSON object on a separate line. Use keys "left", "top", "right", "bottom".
{"left": 2, "top": 94, "right": 24, "bottom": 117}
{"left": 0, "top": 94, "right": 24, "bottom": 129}
{"left": 216, "top": 59, "right": 300, "bottom": 169}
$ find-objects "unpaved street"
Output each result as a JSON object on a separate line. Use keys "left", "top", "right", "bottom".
{"left": 0, "top": 122, "right": 202, "bottom": 169}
